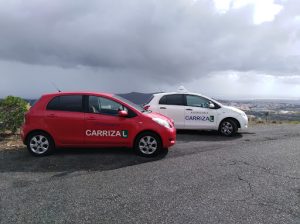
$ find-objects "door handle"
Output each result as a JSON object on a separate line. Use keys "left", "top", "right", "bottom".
{"left": 87, "top": 117, "right": 96, "bottom": 120}
{"left": 186, "top": 108, "right": 193, "bottom": 111}
{"left": 47, "top": 114, "right": 57, "bottom": 118}
{"left": 160, "top": 107, "right": 167, "bottom": 109}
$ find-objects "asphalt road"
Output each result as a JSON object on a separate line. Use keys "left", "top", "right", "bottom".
{"left": 0, "top": 124, "right": 300, "bottom": 224}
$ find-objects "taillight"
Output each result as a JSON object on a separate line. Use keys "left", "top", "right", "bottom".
{"left": 170, "top": 119, "right": 174, "bottom": 125}
{"left": 144, "top": 105, "right": 150, "bottom": 110}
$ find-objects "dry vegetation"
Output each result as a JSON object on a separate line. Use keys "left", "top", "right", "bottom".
{"left": 0, "top": 133, "right": 24, "bottom": 151}
{"left": 248, "top": 117, "right": 300, "bottom": 125}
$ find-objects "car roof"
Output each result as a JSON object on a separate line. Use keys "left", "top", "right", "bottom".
{"left": 42, "top": 91, "right": 114, "bottom": 98}
{"left": 153, "top": 91, "right": 219, "bottom": 102}
{"left": 153, "top": 91, "right": 207, "bottom": 97}
{"left": 153, "top": 92, "right": 177, "bottom": 96}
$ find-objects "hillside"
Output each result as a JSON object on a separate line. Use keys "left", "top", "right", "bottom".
{"left": 117, "top": 92, "right": 153, "bottom": 105}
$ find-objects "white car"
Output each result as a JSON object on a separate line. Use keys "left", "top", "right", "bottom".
{"left": 145, "top": 89, "right": 248, "bottom": 136}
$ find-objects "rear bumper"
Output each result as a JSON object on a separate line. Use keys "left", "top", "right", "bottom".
{"left": 20, "top": 126, "right": 25, "bottom": 142}
{"left": 161, "top": 127, "right": 176, "bottom": 149}
{"left": 20, "top": 124, "right": 28, "bottom": 144}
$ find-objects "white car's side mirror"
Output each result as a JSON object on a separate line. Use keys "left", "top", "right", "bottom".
{"left": 209, "top": 103, "right": 215, "bottom": 109}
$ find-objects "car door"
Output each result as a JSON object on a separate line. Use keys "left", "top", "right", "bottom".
{"left": 158, "top": 94, "right": 185, "bottom": 129}
{"left": 44, "top": 95, "right": 85, "bottom": 145}
{"left": 84, "top": 95, "right": 136, "bottom": 146}
{"left": 184, "top": 95, "right": 218, "bottom": 130}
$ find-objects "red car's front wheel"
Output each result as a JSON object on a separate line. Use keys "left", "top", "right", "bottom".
{"left": 134, "top": 132, "right": 162, "bottom": 157}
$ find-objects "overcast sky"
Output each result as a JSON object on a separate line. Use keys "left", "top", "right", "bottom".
{"left": 0, "top": 0, "right": 299, "bottom": 99}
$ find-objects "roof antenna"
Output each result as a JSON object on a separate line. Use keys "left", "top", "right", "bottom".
{"left": 51, "top": 82, "right": 61, "bottom": 92}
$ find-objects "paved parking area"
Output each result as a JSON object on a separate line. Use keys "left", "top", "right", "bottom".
{"left": 0, "top": 125, "right": 300, "bottom": 223}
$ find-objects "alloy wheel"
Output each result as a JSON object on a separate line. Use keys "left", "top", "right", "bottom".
{"left": 138, "top": 136, "right": 158, "bottom": 155}
{"left": 29, "top": 135, "right": 49, "bottom": 154}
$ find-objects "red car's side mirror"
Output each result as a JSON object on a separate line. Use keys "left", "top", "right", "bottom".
{"left": 118, "top": 110, "right": 128, "bottom": 117}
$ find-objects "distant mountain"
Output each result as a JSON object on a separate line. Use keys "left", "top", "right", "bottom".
{"left": 117, "top": 92, "right": 153, "bottom": 105}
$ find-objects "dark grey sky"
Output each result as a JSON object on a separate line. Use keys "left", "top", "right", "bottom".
{"left": 0, "top": 0, "right": 299, "bottom": 99}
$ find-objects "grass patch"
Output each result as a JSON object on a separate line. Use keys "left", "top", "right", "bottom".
{"left": 249, "top": 119, "right": 300, "bottom": 126}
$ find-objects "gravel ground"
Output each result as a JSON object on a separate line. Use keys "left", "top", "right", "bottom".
{"left": 0, "top": 124, "right": 300, "bottom": 224}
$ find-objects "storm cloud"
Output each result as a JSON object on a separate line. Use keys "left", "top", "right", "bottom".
{"left": 0, "top": 0, "right": 299, "bottom": 98}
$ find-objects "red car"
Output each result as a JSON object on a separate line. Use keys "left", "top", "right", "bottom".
{"left": 21, "top": 92, "right": 176, "bottom": 157}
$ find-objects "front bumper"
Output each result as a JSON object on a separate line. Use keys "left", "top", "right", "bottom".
{"left": 239, "top": 115, "right": 249, "bottom": 130}
{"left": 161, "top": 127, "right": 176, "bottom": 149}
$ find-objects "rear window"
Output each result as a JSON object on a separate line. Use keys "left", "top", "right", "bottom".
{"left": 159, "top": 94, "right": 185, "bottom": 106}
{"left": 145, "top": 95, "right": 154, "bottom": 105}
{"left": 47, "top": 95, "right": 83, "bottom": 112}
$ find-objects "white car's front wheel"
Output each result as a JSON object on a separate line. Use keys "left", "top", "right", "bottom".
{"left": 219, "top": 119, "right": 238, "bottom": 136}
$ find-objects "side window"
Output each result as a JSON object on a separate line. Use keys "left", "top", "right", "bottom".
{"left": 88, "top": 96, "right": 128, "bottom": 116}
{"left": 46, "top": 97, "right": 60, "bottom": 110}
{"left": 159, "top": 96, "right": 167, "bottom": 104}
{"left": 47, "top": 95, "right": 83, "bottom": 112}
{"left": 159, "top": 94, "right": 184, "bottom": 106}
{"left": 186, "top": 95, "right": 211, "bottom": 108}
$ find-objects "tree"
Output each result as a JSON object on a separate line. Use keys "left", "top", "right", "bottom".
{"left": 0, "top": 96, "right": 28, "bottom": 134}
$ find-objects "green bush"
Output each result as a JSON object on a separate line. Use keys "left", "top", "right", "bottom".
{"left": 0, "top": 96, "right": 28, "bottom": 134}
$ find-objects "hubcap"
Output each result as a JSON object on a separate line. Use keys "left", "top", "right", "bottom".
{"left": 221, "top": 121, "right": 233, "bottom": 135}
{"left": 29, "top": 135, "right": 49, "bottom": 154}
{"left": 138, "top": 136, "right": 158, "bottom": 155}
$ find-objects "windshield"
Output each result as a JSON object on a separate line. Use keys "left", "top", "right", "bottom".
{"left": 114, "top": 95, "right": 146, "bottom": 112}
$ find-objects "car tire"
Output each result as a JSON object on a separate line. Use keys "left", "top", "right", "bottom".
{"left": 219, "top": 119, "right": 238, "bottom": 136}
{"left": 134, "top": 132, "right": 162, "bottom": 157}
{"left": 26, "top": 132, "right": 55, "bottom": 156}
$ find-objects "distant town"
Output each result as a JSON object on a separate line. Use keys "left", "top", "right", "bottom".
{"left": 220, "top": 99, "right": 300, "bottom": 122}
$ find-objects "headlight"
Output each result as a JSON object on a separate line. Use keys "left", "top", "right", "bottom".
{"left": 240, "top": 112, "right": 247, "bottom": 118}
{"left": 152, "top": 118, "right": 171, "bottom": 128}
{"left": 237, "top": 110, "right": 246, "bottom": 116}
